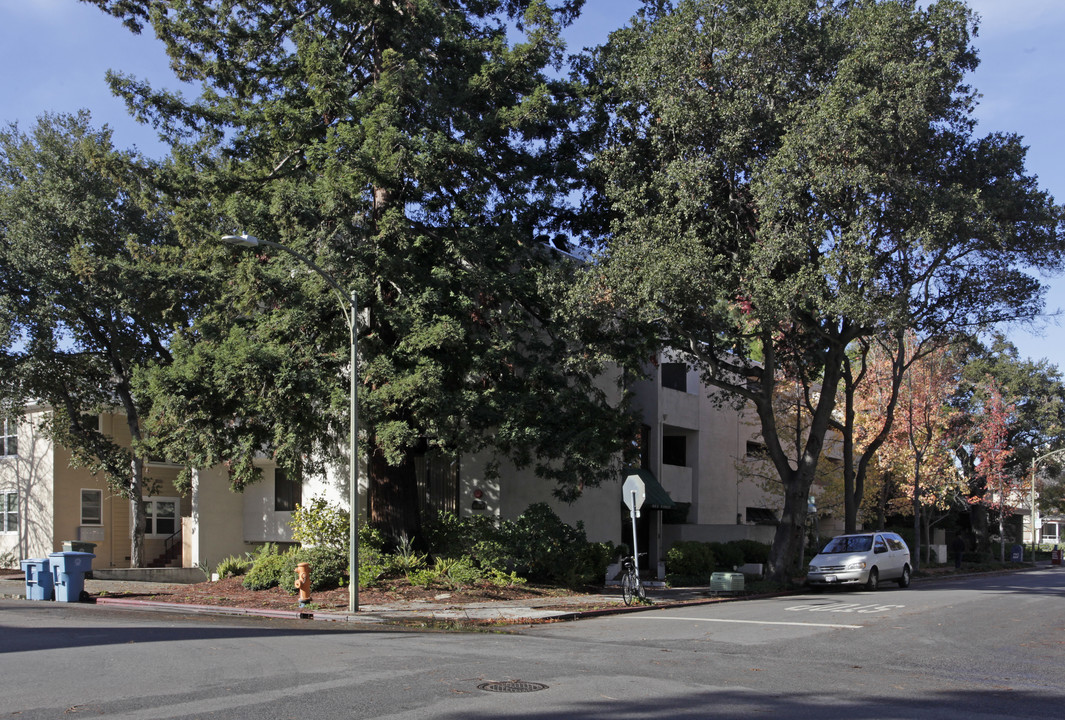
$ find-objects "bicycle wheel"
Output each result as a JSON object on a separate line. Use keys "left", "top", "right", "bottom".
{"left": 635, "top": 576, "right": 646, "bottom": 602}
{"left": 621, "top": 571, "right": 636, "bottom": 605}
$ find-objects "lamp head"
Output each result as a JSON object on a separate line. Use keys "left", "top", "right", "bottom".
{"left": 220, "top": 234, "right": 261, "bottom": 248}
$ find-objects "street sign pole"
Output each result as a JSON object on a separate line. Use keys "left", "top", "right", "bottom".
{"left": 622, "top": 473, "right": 647, "bottom": 590}
{"left": 629, "top": 491, "right": 642, "bottom": 588}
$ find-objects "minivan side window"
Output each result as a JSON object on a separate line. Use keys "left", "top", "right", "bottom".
{"left": 886, "top": 536, "right": 904, "bottom": 551}
{"left": 874, "top": 535, "right": 888, "bottom": 553}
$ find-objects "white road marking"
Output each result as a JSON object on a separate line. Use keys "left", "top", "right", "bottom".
{"left": 785, "top": 603, "right": 905, "bottom": 614}
{"left": 634, "top": 616, "right": 862, "bottom": 629}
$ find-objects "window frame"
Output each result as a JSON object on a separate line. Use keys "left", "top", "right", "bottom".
{"left": 143, "top": 496, "right": 180, "bottom": 538}
{"left": 1, "top": 491, "right": 17, "bottom": 533}
{"left": 1, "top": 417, "right": 16, "bottom": 457}
{"left": 273, "top": 468, "right": 302, "bottom": 513}
{"left": 81, "top": 488, "right": 103, "bottom": 526}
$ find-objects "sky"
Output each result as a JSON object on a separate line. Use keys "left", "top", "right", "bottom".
{"left": 1, "top": 0, "right": 1063, "bottom": 364}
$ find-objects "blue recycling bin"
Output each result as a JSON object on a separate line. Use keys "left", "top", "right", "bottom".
{"left": 48, "top": 551, "right": 95, "bottom": 602}
{"left": 20, "top": 558, "right": 54, "bottom": 601}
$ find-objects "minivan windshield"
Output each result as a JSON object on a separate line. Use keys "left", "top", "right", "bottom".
{"left": 821, "top": 535, "right": 873, "bottom": 553}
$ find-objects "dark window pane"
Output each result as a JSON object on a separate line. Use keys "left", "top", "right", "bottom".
{"left": 274, "top": 469, "right": 302, "bottom": 512}
{"left": 661, "top": 363, "right": 687, "bottom": 392}
{"left": 662, "top": 436, "right": 687, "bottom": 466}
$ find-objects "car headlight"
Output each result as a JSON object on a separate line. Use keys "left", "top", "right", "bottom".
{"left": 845, "top": 561, "right": 867, "bottom": 571}
{"left": 808, "top": 565, "right": 820, "bottom": 572}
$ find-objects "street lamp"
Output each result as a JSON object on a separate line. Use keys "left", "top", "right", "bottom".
{"left": 220, "top": 234, "right": 360, "bottom": 613}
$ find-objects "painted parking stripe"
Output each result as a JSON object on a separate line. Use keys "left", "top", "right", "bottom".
{"left": 633, "top": 616, "right": 862, "bottom": 629}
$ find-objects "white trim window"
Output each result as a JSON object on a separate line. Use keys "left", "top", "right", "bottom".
{"left": 143, "top": 497, "right": 179, "bottom": 537}
{"left": 1, "top": 417, "right": 16, "bottom": 457}
{"left": 274, "top": 468, "right": 302, "bottom": 512}
{"left": 2, "top": 492, "right": 16, "bottom": 533}
{"left": 81, "top": 489, "right": 103, "bottom": 525}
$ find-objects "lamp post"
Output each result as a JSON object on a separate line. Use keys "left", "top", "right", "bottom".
{"left": 220, "top": 234, "right": 360, "bottom": 612}
{"left": 1029, "top": 447, "right": 1065, "bottom": 564}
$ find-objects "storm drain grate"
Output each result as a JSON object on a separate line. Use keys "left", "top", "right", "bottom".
{"left": 478, "top": 681, "right": 549, "bottom": 694}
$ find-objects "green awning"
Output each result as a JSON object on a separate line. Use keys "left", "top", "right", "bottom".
{"left": 623, "top": 467, "right": 675, "bottom": 510}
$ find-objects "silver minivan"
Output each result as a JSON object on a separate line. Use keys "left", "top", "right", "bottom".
{"left": 806, "top": 532, "right": 911, "bottom": 590}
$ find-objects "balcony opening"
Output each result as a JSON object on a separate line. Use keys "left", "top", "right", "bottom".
{"left": 661, "top": 363, "right": 688, "bottom": 392}
{"left": 662, "top": 435, "right": 687, "bottom": 467}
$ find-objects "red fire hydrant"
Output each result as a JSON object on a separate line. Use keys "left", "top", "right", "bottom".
{"left": 294, "top": 562, "right": 312, "bottom": 607}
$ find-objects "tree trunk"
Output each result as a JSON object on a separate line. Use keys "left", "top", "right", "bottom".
{"left": 129, "top": 456, "right": 145, "bottom": 567}
{"left": 769, "top": 474, "right": 811, "bottom": 583}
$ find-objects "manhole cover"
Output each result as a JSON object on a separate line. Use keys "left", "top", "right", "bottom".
{"left": 478, "top": 681, "right": 549, "bottom": 693}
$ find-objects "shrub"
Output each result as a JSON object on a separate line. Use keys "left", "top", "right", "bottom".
{"left": 666, "top": 541, "right": 715, "bottom": 583}
{"left": 708, "top": 542, "right": 744, "bottom": 570}
{"left": 214, "top": 554, "right": 250, "bottom": 579}
{"left": 242, "top": 543, "right": 296, "bottom": 591}
{"left": 358, "top": 546, "right": 389, "bottom": 588}
{"left": 388, "top": 534, "right": 427, "bottom": 579}
{"left": 295, "top": 545, "right": 349, "bottom": 591}
{"left": 359, "top": 522, "right": 386, "bottom": 553}
{"left": 422, "top": 511, "right": 499, "bottom": 559}
{"left": 431, "top": 556, "right": 483, "bottom": 587}
{"left": 497, "top": 503, "right": 591, "bottom": 586}
{"left": 731, "top": 539, "right": 771, "bottom": 565}
{"left": 290, "top": 496, "right": 349, "bottom": 549}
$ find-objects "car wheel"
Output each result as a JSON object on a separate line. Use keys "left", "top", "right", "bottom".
{"left": 865, "top": 568, "right": 879, "bottom": 591}
{"left": 897, "top": 564, "right": 911, "bottom": 588}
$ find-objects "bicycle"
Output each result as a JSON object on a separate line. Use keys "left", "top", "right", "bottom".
{"left": 619, "top": 554, "right": 646, "bottom": 605}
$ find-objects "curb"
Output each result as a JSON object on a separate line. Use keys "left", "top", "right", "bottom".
{"left": 3, "top": 563, "right": 1051, "bottom": 626}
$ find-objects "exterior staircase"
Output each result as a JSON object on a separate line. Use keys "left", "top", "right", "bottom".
{"left": 147, "top": 532, "right": 182, "bottom": 568}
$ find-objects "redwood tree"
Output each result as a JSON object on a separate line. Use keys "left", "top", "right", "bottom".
{"left": 87, "top": 0, "right": 637, "bottom": 543}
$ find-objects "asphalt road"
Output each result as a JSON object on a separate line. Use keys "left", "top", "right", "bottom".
{"left": 3, "top": 568, "right": 1062, "bottom": 719}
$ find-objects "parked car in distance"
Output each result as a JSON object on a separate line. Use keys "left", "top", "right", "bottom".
{"left": 806, "top": 532, "right": 911, "bottom": 591}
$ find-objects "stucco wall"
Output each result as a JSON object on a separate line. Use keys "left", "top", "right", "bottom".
{"left": 0, "top": 413, "right": 55, "bottom": 562}
{"left": 189, "top": 465, "right": 247, "bottom": 571}
{"left": 460, "top": 450, "right": 622, "bottom": 545}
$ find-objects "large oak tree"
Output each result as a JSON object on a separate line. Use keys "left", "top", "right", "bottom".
{"left": 577, "top": 0, "right": 1064, "bottom": 581}
{"left": 0, "top": 112, "right": 189, "bottom": 566}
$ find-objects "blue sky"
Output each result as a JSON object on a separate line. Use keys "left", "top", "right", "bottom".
{"left": 2, "top": 0, "right": 1063, "bottom": 364}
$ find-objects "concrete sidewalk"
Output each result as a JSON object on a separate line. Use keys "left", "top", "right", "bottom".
{"left": 0, "top": 573, "right": 735, "bottom": 625}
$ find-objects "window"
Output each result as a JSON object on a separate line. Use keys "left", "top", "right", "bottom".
{"left": 81, "top": 489, "right": 103, "bottom": 525}
{"left": 143, "top": 497, "right": 178, "bottom": 537}
{"left": 1, "top": 417, "right": 16, "bottom": 457}
{"left": 746, "top": 440, "right": 767, "bottom": 457}
{"left": 745, "top": 507, "right": 779, "bottom": 526}
{"left": 661, "top": 363, "right": 688, "bottom": 392}
{"left": 274, "top": 468, "right": 302, "bottom": 512}
{"left": 2, "top": 492, "right": 16, "bottom": 533}
{"left": 1043, "top": 522, "right": 1059, "bottom": 542}
{"left": 662, "top": 435, "right": 687, "bottom": 466}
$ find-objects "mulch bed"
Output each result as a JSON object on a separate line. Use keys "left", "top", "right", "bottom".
{"left": 96, "top": 576, "right": 589, "bottom": 612}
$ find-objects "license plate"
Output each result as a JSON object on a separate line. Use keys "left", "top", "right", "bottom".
{"left": 825, "top": 575, "right": 837, "bottom": 583}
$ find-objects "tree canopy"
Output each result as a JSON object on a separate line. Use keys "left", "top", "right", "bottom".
{"left": 84, "top": 0, "right": 635, "bottom": 541}
{"left": 0, "top": 111, "right": 188, "bottom": 565}
{"left": 576, "top": 0, "right": 1064, "bottom": 580}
